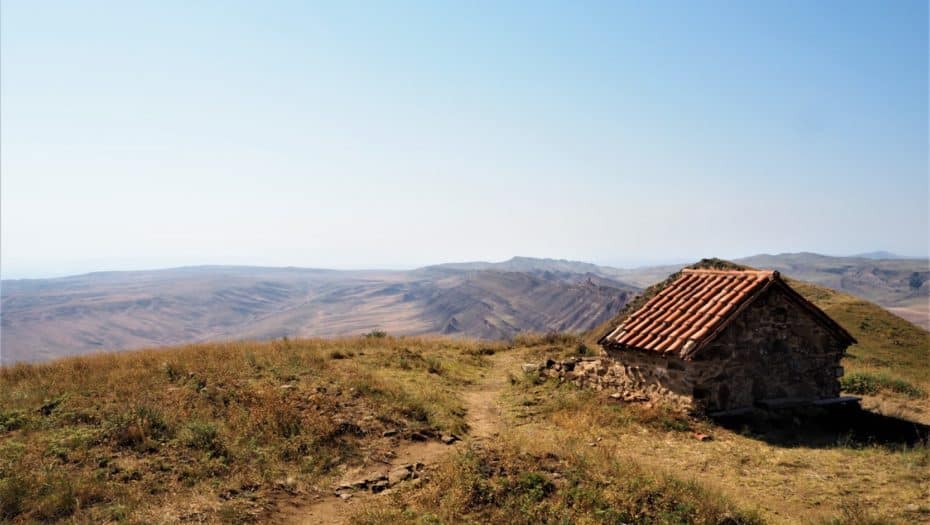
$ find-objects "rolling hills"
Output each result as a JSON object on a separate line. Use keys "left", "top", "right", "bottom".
{"left": 1, "top": 269, "right": 927, "bottom": 523}
{"left": 1, "top": 252, "right": 926, "bottom": 364}
{"left": 610, "top": 252, "right": 929, "bottom": 329}
{"left": 0, "top": 264, "right": 637, "bottom": 364}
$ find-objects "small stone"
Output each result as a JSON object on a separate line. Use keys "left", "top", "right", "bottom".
{"left": 276, "top": 476, "right": 298, "bottom": 493}
{"left": 349, "top": 478, "right": 369, "bottom": 489}
{"left": 388, "top": 467, "right": 412, "bottom": 485}
{"left": 409, "top": 432, "right": 428, "bottom": 442}
{"left": 339, "top": 493, "right": 353, "bottom": 501}
{"left": 588, "top": 442, "right": 597, "bottom": 447}
{"left": 440, "top": 434, "right": 459, "bottom": 445}
{"left": 904, "top": 504, "right": 919, "bottom": 512}
{"left": 382, "top": 429, "right": 399, "bottom": 437}
{"left": 280, "top": 384, "right": 295, "bottom": 389}
{"left": 691, "top": 432, "right": 712, "bottom": 442}
{"left": 609, "top": 393, "right": 623, "bottom": 400}
{"left": 521, "top": 363, "right": 539, "bottom": 373}
{"left": 370, "top": 480, "right": 390, "bottom": 493}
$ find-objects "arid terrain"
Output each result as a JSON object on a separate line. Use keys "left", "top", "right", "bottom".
{"left": 0, "top": 262, "right": 637, "bottom": 364}
{"left": 1, "top": 262, "right": 927, "bottom": 524}
{"left": 2, "top": 253, "right": 927, "bottom": 364}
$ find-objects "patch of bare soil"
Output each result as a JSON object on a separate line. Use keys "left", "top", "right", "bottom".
{"left": 887, "top": 304, "right": 930, "bottom": 330}
{"left": 278, "top": 351, "right": 520, "bottom": 524}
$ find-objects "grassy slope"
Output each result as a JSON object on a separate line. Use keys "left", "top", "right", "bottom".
{"left": 3, "top": 266, "right": 928, "bottom": 525}
{"left": 0, "top": 336, "right": 500, "bottom": 523}
{"left": 350, "top": 342, "right": 929, "bottom": 525}
{"left": 0, "top": 334, "right": 762, "bottom": 525}
{"left": 505, "top": 367, "right": 929, "bottom": 524}
{"left": 790, "top": 280, "right": 930, "bottom": 390}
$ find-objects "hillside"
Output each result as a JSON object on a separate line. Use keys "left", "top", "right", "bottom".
{"left": 605, "top": 252, "right": 929, "bottom": 329}
{"left": 3, "top": 252, "right": 927, "bottom": 364}
{"left": 736, "top": 252, "right": 929, "bottom": 328}
{"left": 0, "top": 266, "right": 637, "bottom": 364}
{"left": 2, "top": 325, "right": 927, "bottom": 523}
{"left": 790, "top": 279, "right": 930, "bottom": 415}
{"left": 2, "top": 261, "right": 927, "bottom": 523}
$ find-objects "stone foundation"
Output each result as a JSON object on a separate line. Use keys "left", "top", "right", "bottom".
{"left": 532, "top": 354, "right": 695, "bottom": 411}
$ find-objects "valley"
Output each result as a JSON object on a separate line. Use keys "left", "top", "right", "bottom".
{"left": 2, "top": 252, "right": 926, "bottom": 364}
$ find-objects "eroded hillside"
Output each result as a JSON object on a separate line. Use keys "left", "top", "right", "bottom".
{"left": 0, "top": 266, "right": 637, "bottom": 364}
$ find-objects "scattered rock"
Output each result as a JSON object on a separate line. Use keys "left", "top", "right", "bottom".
{"left": 370, "top": 480, "right": 390, "bottom": 493}
{"left": 382, "top": 429, "right": 399, "bottom": 437}
{"left": 339, "top": 493, "right": 353, "bottom": 501}
{"left": 440, "top": 433, "right": 460, "bottom": 445}
{"left": 349, "top": 478, "right": 369, "bottom": 490}
{"left": 279, "top": 384, "right": 295, "bottom": 389}
{"left": 334, "top": 420, "right": 365, "bottom": 436}
{"left": 609, "top": 393, "right": 623, "bottom": 400}
{"left": 276, "top": 476, "right": 298, "bottom": 493}
{"left": 409, "top": 431, "right": 428, "bottom": 442}
{"left": 388, "top": 467, "right": 412, "bottom": 485}
{"left": 691, "top": 432, "right": 712, "bottom": 442}
{"left": 623, "top": 392, "right": 649, "bottom": 402}
{"left": 521, "top": 363, "right": 540, "bottom": 373}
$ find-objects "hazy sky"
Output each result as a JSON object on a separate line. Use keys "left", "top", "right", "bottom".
{"left": 2, "top": 1, "right": 927, "bottom": 278}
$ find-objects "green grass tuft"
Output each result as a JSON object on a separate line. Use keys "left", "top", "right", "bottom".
{"left": 841, "top": 373, "right": 925, "bottom": 399}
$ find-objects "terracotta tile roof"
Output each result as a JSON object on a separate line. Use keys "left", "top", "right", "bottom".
{"left": 599, "top": 268, "right": 855, "bottom": 359}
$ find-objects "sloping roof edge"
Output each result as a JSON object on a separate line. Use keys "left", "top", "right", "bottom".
{"left": 599, "top": 268, "right": 857, "bottom": 360}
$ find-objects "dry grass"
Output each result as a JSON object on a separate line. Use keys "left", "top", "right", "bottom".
{"left": 0, "top": 336, "right": 502, "bottom": 523}
{"left": 350, "top": 439, "right": 762, "bottom": 525}
{"left": 499, "top": 366, "right": 929, "bottom": 525}
{"left": 3, "top": 324, "right": 928, "bottom": 524}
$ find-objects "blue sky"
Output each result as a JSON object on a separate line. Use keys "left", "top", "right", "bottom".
{"left": 1, "top": 1, "right": 927, "bottom": 278}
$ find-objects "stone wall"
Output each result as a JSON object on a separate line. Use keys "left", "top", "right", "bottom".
{"left": 532, "top": 353, "right": 695, "bottom": 411}
{"left": 539, "top": 285, "right": 849, "bottom": 413}
{"left": 687, "top": 285, "right": 846, "bottom": 412}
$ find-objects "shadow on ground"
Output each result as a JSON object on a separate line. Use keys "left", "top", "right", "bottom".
{"left": 713, "top": 405, "right": 930, "bottom": 448}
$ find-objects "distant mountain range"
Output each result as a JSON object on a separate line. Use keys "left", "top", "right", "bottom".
{"left": 1, "top": 253, "right": 927, "bottom": 364}
{"left": 0, "top": 263, "right": 637, "bottom": 364}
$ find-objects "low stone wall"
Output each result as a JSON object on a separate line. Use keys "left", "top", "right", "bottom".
{"left": 527, "top": 354, "right": 695, "bottom": 411}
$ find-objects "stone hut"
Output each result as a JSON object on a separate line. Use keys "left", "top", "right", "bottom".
{"left": 595, "top": 268, "right": 857, "bottom": 413}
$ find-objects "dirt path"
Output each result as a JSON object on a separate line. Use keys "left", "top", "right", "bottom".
{"left": 460, "top": 351, "right": 521, "bottom": 443}
{"left": 278, "top": 351, "right": 521, "bottom": 524}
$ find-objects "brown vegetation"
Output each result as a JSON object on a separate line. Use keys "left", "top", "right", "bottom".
{"left": 0, "top": 336, "right": 499, "bottom": 523}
